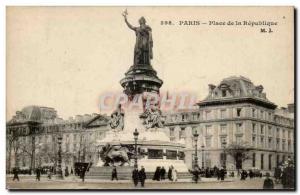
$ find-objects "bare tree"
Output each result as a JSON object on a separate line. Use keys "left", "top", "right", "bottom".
{"left": 224, "top": 141, "right": 251, "bottom": 171}
{"left": 6, "top": 132, "right": 19, "bottom": 172}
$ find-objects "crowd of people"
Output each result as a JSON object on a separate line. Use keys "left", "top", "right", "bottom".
{"left": 189, "top": 166, "right": 227, "bottom": 183}
{"left": 132, "top": 166, "right": 147, "bottom": 187}
{"left": 10, "top": 160, "right": 295, "bottom": 189}
{"left": 152, "top": 166, "right": 178, "bottom": 181}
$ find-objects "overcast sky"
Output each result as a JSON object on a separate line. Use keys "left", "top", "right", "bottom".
{"left": 6, "top": 6, "right": 294, "bottom": 120}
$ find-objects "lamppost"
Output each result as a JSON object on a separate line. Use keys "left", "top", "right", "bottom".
{"left": 222, "top": 141, "right": 227, "bottom": 168}
{"left": 56, "top": 134, "right": 63, "bottom": 179}
{"left": 193, "top": 130, "right": 199, "bottom": 168}
{"left": 201, "top": 145, "right": 205, "bottom": 169}
{"left": 36, "top": 143, "right": 43, "bottom": 167}
{"left": 133, "top": 128, "right": 139, "bottom": 169}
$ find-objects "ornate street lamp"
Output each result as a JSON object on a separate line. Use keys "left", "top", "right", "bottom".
{"left": 56, "top": 134, "right": 63, "bottom": 179}
{"left": 193, "top": 130, "right": 199, "bottom": 168}
{"left": 222, "top": 140, "right": 227, "bottom": 168}
{"left": 201, "top": 145, "right": 205, "bottom": 169}
{"left": 133, "top": 128, "right": 139, "bottom": 168}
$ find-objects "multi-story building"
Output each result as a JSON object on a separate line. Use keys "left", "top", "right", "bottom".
{"left": 6, "top": 76, "right": 294, "bottom": 173}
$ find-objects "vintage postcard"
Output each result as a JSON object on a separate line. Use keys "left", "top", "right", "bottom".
{"left": 6, "top": 6, "right": 295, "bottom": 190}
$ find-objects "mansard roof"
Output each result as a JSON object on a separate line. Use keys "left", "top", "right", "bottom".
{"left": 7, "top": 105, "right": 60, "bottom": 125}
{"left": 197, "top": 76, "right": 277, "bottom": 109}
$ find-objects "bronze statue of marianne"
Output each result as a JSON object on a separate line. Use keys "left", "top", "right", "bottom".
{"left": 122, "top": 10, "right": 153, "bottom": 66}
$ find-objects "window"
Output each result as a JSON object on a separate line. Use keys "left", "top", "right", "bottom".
{"left": 236, "top": 108, "right": 242, "bottom": 117}
{"left": 282, "top": 140, "right": 286, "bottom": 151}
{"left": 220, "top": 137, "right": 227, "bottom": 147}
{"left": 236, "top": 123, "right": 243, "bottom": 133}
{"left": 206, "top": 137, "right": 212, "bottom": 147}
{"left": 65, "top": 143, "right": 69, "bottom": 152}
{"left": 220, "top": 153, "right": 227, "bottom": 167}
{"left": 220, "top": 124, "right": 227, "bottom": 134}
{"left": 268, "top": 113, "right": 272, "bottom": 121}
{"left": 269, "top": 154, "right": 272, "bottom": 170}
{"left": 252, "top": 136, "right": 256, "bottom": 146}
{"left": 205, "top": 111, "right": 212, "bottom": 120}
{"left": 268, "top": 126, "right": 272, "bottom": 137}
{"left": 252, "top": 123, "right": 256, "bottom": 134}
{"left": 276, "top": 155, "right": 280, "bottom": 167}
{"left": 169, "top": 127, "right": 175, "bottom": 137}
{"left": 276, "top": 128, "right": 280, "bottom": 138}
{"left": 205, "top": 153, "right": 211, "bottom": 167}
{"left": 261, "top": 154, "right": 264, "bottom": 170}
{"left": 205, "top": 125, "right": 212, "bottom": 135}
{"left": 220, "top": 109, "right": 226, "bottom": 119}
{"left": 288, "top": 131, "right": 291, "bottom": 139}
{"left": 236, "top": 136, "right": 242, "bottom": 144}
{"left": 260, "top": 110, "right": 264, "bottom": 119}
{"left": 252, "top": 108, "right": 256, "bottom": 117}
{"left": 260, "top": 125, "right": 264, "bottom": 134}
{"left": 260, "top": 137, "right": 264, "bottom": 147}
{"left": 179, "top": 127, "right": 185, "bottom": 139}
{"left": 252, "top": 153, "right": 256, "bottom": 167}
{"left": 276, "top": 139, "right": 280, "bottom": 150}
{"left": 282, "top": 130, "right": 286, "bottom": 138}
{"left": 268, "top": 138, "right": 272, "bottom": 148}
{"left": 288, "top": 141, "right": 291, "bottom": 152}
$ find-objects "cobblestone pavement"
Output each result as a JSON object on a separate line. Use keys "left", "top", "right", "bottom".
{"left": 6, "top": 176, "right": 285, "bottom": 190}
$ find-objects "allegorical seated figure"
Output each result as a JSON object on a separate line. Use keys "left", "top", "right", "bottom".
{"left": 109, "top": 104, "right": 124, "bottom": 130}
{"left": 123, "top": 10, "right": 153, "bottom": 65}
{"left": 142, "top": 103, "right": 164, "bottom": 129}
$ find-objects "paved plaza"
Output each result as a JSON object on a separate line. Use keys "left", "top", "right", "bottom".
{"left": 6, "top": 176, "right": 284, "bottom": 190}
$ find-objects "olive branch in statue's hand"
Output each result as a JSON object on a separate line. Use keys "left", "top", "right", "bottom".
{"left": 122, "top": 9, "right": 128, "bottom": 19}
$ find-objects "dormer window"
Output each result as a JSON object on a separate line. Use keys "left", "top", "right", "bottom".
{"left": 222, "top": 90, "right": 226, "bottom": 97}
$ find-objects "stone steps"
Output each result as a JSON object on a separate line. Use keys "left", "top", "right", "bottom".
{"left": 85, "top": 166, "right": 192, "bottom": 180}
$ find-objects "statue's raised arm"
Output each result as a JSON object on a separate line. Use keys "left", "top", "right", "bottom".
{"left": 122, "top": 10, "right": 136, "bottom": 31}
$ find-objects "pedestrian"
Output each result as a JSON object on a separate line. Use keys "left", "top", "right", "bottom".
{"left": 219, "top": 167, "right": 226, "bottom": 181}
{"left": 168, "top": 166, "right": 173, "bottom": 181}
{"left": 139, "top": 166, "right": 147, "bottom": 187}
{"left": 111, "top": 166, "right": 118, "bottom": 181}
{"left": 240, "top": 170, "right": 247, "bottom": 180}
{"left": 189, "top": 166, "right": 201, "bottom": 183}
{"left": 263, "top": 172, "right": 274, "bottom": 189}
{"left": 171, "top": 168, "right": 178, "bottom": 182}
{"left": 249, "top": 170, "right": 254, "bottom": 179}
{"left": 132, "top": 167, "right": 139, "bottom": 187}
{"left": 71, "top": 167, "right": 74, "bottom": 175}
{"left": 152, "top": 166, "right": 161, "bottom": 181}
{"left": 12, "top": 167, "right": 19, "bottom": 181}
{"left": 47, "top": 168, "right": 52, "bottom": 180}
{"left": 274, "top": 166, "right": 281, "bottom": 184}
{"left": 36, "top": 167, "right": 41, "bottom": 181}
{"left": 81, "top": 167, "right": 86, "bottom": 182}
{"left": 160, "top": 166, "right": 166, "bottom": 180}
{"left": 65, "top": 166, "right": 69, "bottom": 177}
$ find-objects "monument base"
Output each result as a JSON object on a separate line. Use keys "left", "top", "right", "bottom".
{"left": 85, "top": 166, "right": 192, "bottom": 180}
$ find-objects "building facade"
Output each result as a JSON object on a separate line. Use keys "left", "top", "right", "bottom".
{"left": 6, "top": 76, "right": 294, "bottom": 173}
